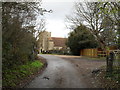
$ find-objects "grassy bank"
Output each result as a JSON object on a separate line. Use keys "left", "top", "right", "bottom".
{"left": 3, "top": 60, "right": 44, "bottom": 88}
{"left": 94, "top": 67, "right": 120, "bottom": 88}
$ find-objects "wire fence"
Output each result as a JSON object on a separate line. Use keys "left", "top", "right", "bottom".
{"left": 111, "top": 50, "right": 120, "bottom": 81}
{"left": 109, "top": 50, "right": 120, "bottom": 68}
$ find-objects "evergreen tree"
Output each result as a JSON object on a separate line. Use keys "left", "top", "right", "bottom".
{"left": 67, "top": 24, "right": 98, "bottom": 55}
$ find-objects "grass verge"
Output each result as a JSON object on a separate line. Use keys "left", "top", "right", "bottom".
{"left": 2, "top": 60, "right": 44, "bottom": 88}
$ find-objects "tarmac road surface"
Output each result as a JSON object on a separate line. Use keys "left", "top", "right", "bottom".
{"left": 25, "top": 54, "right": 87, "bottom": 88}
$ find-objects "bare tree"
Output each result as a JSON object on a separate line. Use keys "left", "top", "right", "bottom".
{"left": 35, "top": 18, "right": 46, "bottom": 40}
{"left": 66, "top": 2, "right": 117, "bottom": 50}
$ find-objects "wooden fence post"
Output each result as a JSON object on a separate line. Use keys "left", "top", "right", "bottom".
{"left": 106, "top": 51, "right": 114, "bottom": 74}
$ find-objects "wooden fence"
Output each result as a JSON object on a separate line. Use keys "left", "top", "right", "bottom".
{"left": 80, "top": 46, "right": 117, "bottom": 57}
{"left": 97, "top": 51, "right": 110, "bottom": 57}
{"left": 80, "top": 49, "right": 109, "bottom": 57}
{"left": 80, "top": 48, "right": 98, "bottom": 57}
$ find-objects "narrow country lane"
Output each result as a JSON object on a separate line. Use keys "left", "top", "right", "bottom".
{"left": 25, "top": 54, "right": 87, "bottom": 88}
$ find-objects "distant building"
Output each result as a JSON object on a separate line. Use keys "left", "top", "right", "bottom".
{"left": 38, "top": 31, "right": 68, "bottom": 53}
{"left": 38, "top": 31, "right": 51, "bottom": 52}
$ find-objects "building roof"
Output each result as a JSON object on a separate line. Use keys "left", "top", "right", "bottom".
{"left": 51, "top": 37, "right": 67, "bottom": 47}
{"left": 48, "top": 37, "right": 52, "bottom": 41}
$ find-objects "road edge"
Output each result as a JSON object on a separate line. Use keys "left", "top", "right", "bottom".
{"left": 20, "top": 55, "right": 48, "bottom": 88}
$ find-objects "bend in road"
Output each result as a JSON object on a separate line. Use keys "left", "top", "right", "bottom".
{"left": 25, "top": 54, "right": 87, "bottom": 88}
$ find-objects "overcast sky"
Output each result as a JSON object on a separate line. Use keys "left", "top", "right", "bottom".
{"left": 41, "top": 0, "right": 113, "bottom": 37}
{"left": 41, "top": 0, "right": 78, "bottom": 38}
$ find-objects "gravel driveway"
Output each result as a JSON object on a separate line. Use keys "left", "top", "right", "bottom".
{"left": 25, "top": 54, "right": 106, "bottom": 88}
{"left": 57, "top": 55, "right": 106, "bottom": 88}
